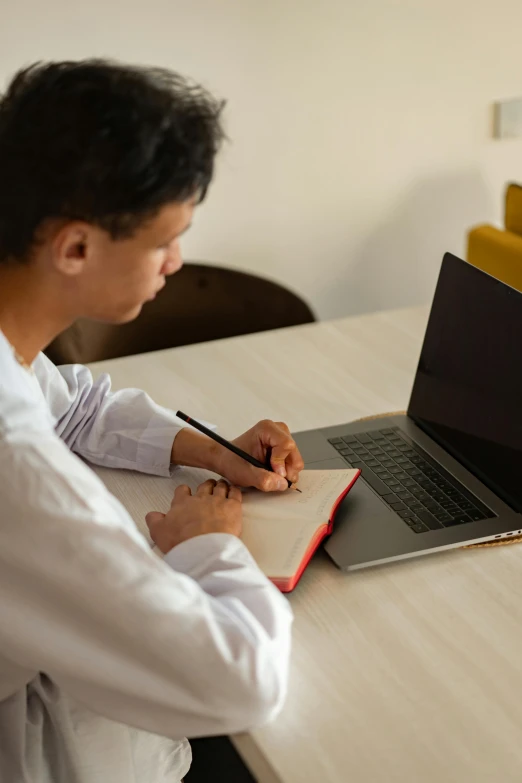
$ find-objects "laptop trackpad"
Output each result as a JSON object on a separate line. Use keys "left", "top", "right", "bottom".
{"left": 305, "top": 457, "right": 348, "bottom": 470}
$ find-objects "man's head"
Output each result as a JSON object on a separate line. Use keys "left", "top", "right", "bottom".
{"left": 0, "top": 60, "right": 224, "bottom": 323}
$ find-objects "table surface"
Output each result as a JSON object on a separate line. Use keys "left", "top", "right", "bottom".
{"left": 88, "top": 305, "right": 522, "bottom": 783}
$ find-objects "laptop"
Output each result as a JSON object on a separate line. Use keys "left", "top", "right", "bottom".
{"left": 292, "top": 252, "right": 522, "bottom": 570}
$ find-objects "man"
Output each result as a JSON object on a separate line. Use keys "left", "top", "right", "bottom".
{"left": 0, "top": 60, "right": 302, "bottom": 782}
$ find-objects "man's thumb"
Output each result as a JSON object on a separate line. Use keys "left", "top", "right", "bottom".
{"left": 270, "top": 458, "right": 287, "bottom": 477}
{"left": 255, "top": 467, "right": 288, "bottom": 492}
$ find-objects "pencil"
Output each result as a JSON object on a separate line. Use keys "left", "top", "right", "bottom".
{"left": 176, "top": 411, "right": 301, "bottom": 492}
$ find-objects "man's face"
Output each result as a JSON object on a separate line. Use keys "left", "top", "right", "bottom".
{"left": 69, "top": 200, "right": 194, "bottom": 324}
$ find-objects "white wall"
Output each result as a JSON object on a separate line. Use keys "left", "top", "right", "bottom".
{"left": 2, "top": 0, "right": 522, "bottom": 319}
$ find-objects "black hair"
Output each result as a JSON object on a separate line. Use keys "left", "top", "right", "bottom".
{"left": 0, "top": 59, "right": 225, "bottom": 263}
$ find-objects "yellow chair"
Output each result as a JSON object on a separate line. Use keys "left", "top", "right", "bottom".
{"left": 467, "top": 183, "right": 522, "bottom": 291}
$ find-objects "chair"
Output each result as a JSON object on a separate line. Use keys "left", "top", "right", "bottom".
{"left": 467, "top": 183, "right": 522, "bottom": 291}
{"left": 44, "top": 262, "right": 315, "bottom": 365}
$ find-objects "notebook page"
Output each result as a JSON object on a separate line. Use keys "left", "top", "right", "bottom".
{"left": 240, "top": 469, "right": 358, "bottom": 578}
{"left": 241, "top": 469, "right": 359, "bottom": 521}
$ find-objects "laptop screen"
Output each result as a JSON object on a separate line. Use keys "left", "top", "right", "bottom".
{"left": 408, "top": 253, "right": 522, "bottom": 512}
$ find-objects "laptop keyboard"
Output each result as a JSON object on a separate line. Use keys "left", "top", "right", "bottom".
{"left": 328, "top": 427, "right": 494, "bottom": 534}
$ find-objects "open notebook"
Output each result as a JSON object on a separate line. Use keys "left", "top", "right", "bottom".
{"left": 97, "top": 466, "right": 360, "bottom": 592}
{"left": 239, "top": 469, "right": 360, "bottom": 591}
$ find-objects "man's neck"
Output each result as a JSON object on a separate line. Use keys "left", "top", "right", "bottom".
{"left": 0, "top": 266, "right": 72, "bottom": 365}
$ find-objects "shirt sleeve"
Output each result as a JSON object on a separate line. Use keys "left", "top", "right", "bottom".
{"left": 0, "top": 433, "right": 293, "bottom": 738}
{"left": 33, "top": 351, "right": 189, "bottom": 477}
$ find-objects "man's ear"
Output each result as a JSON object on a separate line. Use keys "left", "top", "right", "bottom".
{"left": 52, "top": 223, "right": 90, "bottom": 277}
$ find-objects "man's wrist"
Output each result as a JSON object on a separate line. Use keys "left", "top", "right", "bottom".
{"left": 170, "top": 427, "right": 223, "bottom": 472}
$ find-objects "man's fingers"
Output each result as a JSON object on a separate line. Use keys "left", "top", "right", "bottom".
{"left": 249, "top": 419, "right": 302, "bottom": 488}
{"left": 257, "top": 420, "right": 298, "bottom": 479}
{"left": 268, "top": 422, "right": 303, "bottom": 483}
{"left": 213, "top": 479, "right": 230, "bottom": 497}
{"left": 228, "top": 486, "right": 243, "bottom": 503}
{"left": 284, "top": 448, "right": 305, "bottom": 484}
{"left": 196, "top": 479, "right": 217, "bottom": 496}
{"left": 270, "top": 438, "right": 298, "bottom": 477}
{"left": 172, "top": 484, "right": 192, "bottom": 505}
{"left": 261, "top": 433, "right": 290, "bottom": 477}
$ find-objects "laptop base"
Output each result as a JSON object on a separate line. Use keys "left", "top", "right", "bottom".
{"left": 293, "top": 414, "right": 521, "bottom": 571}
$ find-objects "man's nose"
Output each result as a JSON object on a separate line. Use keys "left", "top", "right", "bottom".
{"left": 164, "top": 243, "right": 183, "bottom": 275}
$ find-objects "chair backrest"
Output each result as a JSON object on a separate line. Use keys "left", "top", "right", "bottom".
{"left": 44, "top": 262, "right": 315, "bottom": 365}
{"left": 505, "top": 182, "right": 522, "bottom": 236}
{"left": 467, "top": 182, "right": 522, "bottom": 293}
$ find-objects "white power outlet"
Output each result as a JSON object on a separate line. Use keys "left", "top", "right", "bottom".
{"left": 494, "top": 98, "right": 522, "bottom": 139}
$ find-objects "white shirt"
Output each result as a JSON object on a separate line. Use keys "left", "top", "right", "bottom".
{"left": 0, "top": 331, "right": 293, "bottom": 783}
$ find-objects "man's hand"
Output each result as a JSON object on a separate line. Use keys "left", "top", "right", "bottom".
{"left": 171, "top": 419, "right": 304, "bottom": 492}
{"left": 215, "top": 420, "right": 304, "bottom": 492}
{"left": 146, "top": 479, "right": 242, "bottom": 555}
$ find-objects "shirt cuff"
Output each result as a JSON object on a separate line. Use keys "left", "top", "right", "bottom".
{"left": 165, "top": 533, "right": 258, "bottom": 578}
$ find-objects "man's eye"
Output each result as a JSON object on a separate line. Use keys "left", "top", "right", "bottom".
{"left": 160, "top": 239, "right": 177, "bottom": 251}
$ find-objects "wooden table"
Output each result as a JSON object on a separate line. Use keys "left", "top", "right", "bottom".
{"left": 88, "top": 305, "right": 522, "bottom": 783}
